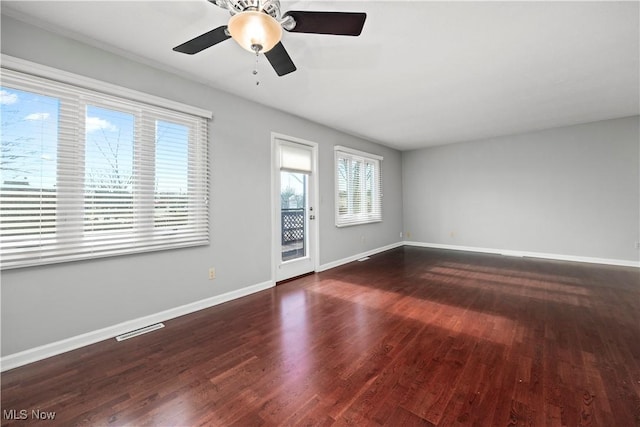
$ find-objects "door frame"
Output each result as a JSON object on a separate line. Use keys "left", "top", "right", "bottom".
{"left": 271, "top": 132, "right": 320, "bottom": 283}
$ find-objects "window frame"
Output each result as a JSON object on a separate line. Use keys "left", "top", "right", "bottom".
{"left": 334, "top": 145, "right": 383, "bottom": 227}
{"left": 0, "top": 55, "right": 211, "bottom": 269}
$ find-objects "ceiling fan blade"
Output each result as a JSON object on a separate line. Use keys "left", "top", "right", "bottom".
{"left": 283, "top": 11, "right": 366, "bottom": 36}
{"left": 173, "top": 26, "right": 230, "bottom": 54}
{"left": 264, "top": 42, "right": 297, "bottom": 76}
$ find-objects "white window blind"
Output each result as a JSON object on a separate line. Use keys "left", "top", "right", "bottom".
{"left": 0, "top": 67, "right": 209, "bottom": 269}
{"left": 334, "top": 146, "right": 382, "bottom": 227}
{"left": 280, "top": 141, "right": 312, "bottom": 173}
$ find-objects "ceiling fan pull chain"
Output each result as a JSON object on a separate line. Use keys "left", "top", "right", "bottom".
{"left": 253, "top": 51, "right": 260, "bottom": 86}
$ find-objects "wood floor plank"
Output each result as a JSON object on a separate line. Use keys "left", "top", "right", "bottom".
{"left": 2, "top": 247, "right": 639, "bottom": 426}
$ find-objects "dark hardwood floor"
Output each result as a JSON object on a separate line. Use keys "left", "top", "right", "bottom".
{"left": 2, "top": 247, "right": 639, "bottom": 426}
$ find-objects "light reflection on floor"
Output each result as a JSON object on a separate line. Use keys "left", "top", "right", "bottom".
{"left": 278, "top": 290, "right": 312, "bottom": 390}
{"left": 422, "top": 266, "right": 592, "bottom": 307}
{"left": 309, "top": 279, "right": 517, "bottom": 346}
{"left": 438, "top": 261, "right": 585, "bottom": 286}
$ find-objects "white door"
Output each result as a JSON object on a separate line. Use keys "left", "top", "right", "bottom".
{"left": 272, "top": 134, "right": 318, "bottom": 282}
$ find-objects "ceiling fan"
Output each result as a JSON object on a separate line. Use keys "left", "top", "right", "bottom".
{"left": 173, "top": 0, "right": 367, "bottom": 77}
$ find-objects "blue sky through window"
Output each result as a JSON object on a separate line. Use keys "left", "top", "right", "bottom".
{"left": 1, "top": 87, "right": 58, "bottom": 189}
{"left": 85, "top": 105, "right": 134, "bottom": 193}
{"left": 2, "top": 88, "right": 192, "bottom": 195}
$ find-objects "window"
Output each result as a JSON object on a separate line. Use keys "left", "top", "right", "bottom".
{"left": 334, "top": 146, "right": 382, "bottom": 227}
{"left": 0, "top": 64, "right": 209, "bottom": 269}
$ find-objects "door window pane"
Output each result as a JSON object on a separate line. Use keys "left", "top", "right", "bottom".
{"left": 281, "top": 171, "right": 307, "bottom": 262}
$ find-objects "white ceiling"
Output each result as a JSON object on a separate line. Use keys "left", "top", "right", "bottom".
{"left": 2, "top": 1, "right": 639, "bottom": 151}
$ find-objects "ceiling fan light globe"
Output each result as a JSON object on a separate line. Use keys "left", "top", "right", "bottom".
{"left": 228, "top": 11, "right": 282, "bottom": 53}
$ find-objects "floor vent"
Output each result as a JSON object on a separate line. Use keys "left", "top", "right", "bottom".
{"left": 357, "top": 257, "right": 370, "bottom": 262}
{"left": 115, "top": 323, "right": 165, "bottom": 342}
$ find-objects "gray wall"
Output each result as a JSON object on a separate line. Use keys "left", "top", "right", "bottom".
{"left": 0, "top": 15, "right": 403, "bottom": 356}
{"left": 403, "top": 116, "right": 640, "bottom": 262}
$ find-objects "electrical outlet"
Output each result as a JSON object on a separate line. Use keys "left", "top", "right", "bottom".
{"left": 400, "top": 231, "right": 403, "bottom": 238}
{"left": 635, "top": 242, "right": 640, "bottom": 250}
{"left": 208, "top": 267, "right": 216, "bottom": 280}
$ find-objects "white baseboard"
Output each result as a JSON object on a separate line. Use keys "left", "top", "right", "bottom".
{"left": 404, "top": 241, "right": 640, "bottom": 268}
{"left": 316, "top": 242, "right": 404, "bottom": 272}
{"left": 0, "top": 280, "right": 274, "bottom": 372}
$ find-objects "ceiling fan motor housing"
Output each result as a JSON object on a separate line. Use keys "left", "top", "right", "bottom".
{"left": 209, "top": 0, "right": 281, "bottom": 18}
